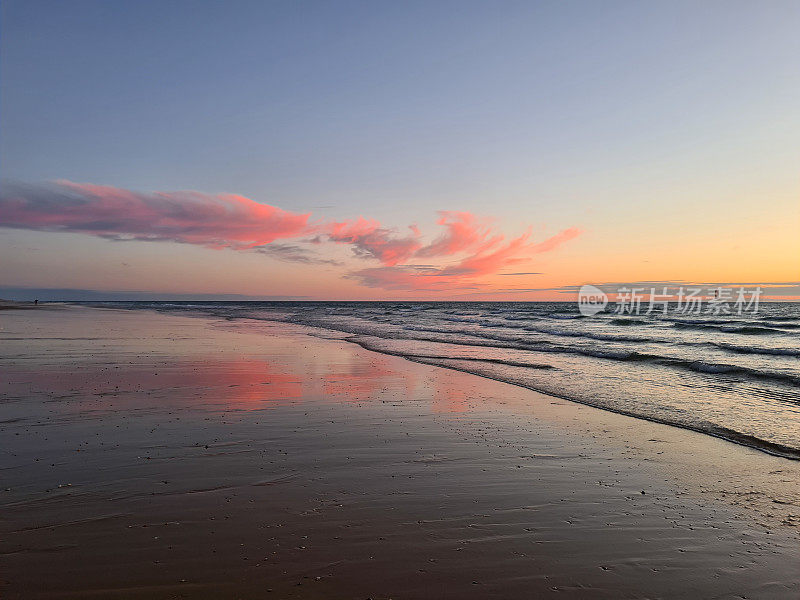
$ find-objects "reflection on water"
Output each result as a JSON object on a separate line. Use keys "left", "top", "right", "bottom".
{"left": 323, "top": 357, "right": 415, "bottom": 404}
{"left": 2, "top": 305, "right": 799, "bottom": 539}
{"left": 96, "top": 300, "right": 800, "bottom": 457}
{"left": 4, "top": 359, "right": 305, "bottom": 411}
{"left": 430, "top": 368, "right": 471, "bottom": 414}
{"left": 1, "top": 310, "right": 467, "bottom": 417}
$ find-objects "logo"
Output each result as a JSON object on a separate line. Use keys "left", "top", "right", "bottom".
{"left": 578, "top": 284, "right": 608, "bottom": 316}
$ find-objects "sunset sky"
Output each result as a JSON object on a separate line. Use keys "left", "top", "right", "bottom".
{"left": 1, "top": 0, "right": 798, "bottom": 300}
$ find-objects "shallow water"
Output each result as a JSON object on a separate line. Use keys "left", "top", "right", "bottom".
{"left": 3, "top": 307, "right": 798, "bottom": 598}
{"left": 81, "top": 301, "right": 800, "bottom": 458}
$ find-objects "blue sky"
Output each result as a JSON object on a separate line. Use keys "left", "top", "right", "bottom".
{"left": 1, "top": 0, "right": 798, "bottom": 299}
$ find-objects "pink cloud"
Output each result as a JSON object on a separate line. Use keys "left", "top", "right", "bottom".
{"left": 529, "top": 226, "right": 582, "bottom": 254}
{"left": 0, "top": 181, "right": 582, "bottom": 291}
{"left": 444, "top": 226, "right": 582, "bottom": 277}
{"left": 326, "top": 217, "right": 422, "bottom": 266}
{"left": 416, "top": 211, "right": 496, "bottom": 257}
{"left": 0, "top": 180, "right": 312, "bottom": 249}
{"left": 439, "top": 229, "right": 534, "bottom": 277}
{"left": 352, "top": 227, "right": 582, "bottom": 290}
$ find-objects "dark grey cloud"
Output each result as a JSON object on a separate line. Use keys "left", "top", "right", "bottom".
{"left": 253, "top": 243, "right": 342, "bottom": 265}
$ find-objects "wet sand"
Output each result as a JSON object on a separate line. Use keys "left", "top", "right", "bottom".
{"left": 1, "top": 306, "right": 798, "bottom": 599}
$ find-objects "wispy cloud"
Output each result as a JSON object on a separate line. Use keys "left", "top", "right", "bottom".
{"left": 1, "top": 180, "right": 583, "bottom": 291}
{"left": 416, "top": 211, "right": 495, "bottom": 257}
{"left": 351, "top": 227, "right": 581, "bottom": 291}
{"left": 0, "top": 180, "right": 313, "bottom": 249}
{"left": 325, "top": 217, "right": 422, "bottom": 266}
{"left": 253, "top": 243, "right": 342, "bottom": 265}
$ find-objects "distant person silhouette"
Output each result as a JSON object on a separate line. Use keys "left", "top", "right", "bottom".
{"left": 34, "top": 299, "right": 38, "bottom": 305}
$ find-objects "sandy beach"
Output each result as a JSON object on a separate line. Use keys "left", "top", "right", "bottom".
{"left": 1, "top": 305, "right": 798, "bottom": 599}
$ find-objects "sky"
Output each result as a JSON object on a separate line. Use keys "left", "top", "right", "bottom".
{"left": 1, "top": 0, "right": 798, "bottom": 300}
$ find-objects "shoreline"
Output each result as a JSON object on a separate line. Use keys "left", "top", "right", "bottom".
{"left": 98, "top": 300, "right": 800, "bottom": 463}
{"left": 341, "top": 333, "right": 800, "bottom": 462}
{"left": 1, "top": 305, "right": 798, "bottom": 598}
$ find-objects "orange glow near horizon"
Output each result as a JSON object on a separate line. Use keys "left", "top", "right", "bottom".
{"left": 1, "top": 181, "right": 797, "bottom": 301}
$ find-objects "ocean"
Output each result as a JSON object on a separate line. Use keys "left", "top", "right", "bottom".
{"left": 82, "top": 301, "right": 800, "bottom": 459}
